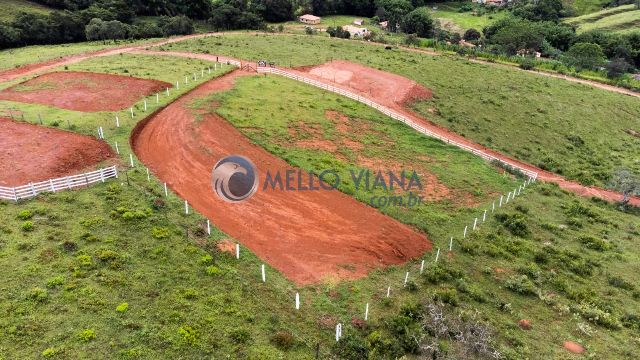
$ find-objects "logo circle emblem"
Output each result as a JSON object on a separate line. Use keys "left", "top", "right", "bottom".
{"left": 211, "top": 155, "right": 258, "bottom": 203}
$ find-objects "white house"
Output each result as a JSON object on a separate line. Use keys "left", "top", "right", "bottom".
{"left": 343, "top": 25, "right": 369, "bottom": 37}
{"left": 299, "top": 14, "right": 321, "bottom": 25}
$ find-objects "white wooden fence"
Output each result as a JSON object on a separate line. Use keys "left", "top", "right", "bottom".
{"left": 257, "top": 66, "right": 538, "bottom": 179}
{"left": 0, "top": 166, "right": 118, "bottom": 202}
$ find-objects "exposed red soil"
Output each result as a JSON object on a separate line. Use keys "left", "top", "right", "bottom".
{"left": 518, "top": 319, "right": 532, "bottom": 330}
{"left": 0, "top": 118, "right": 115, "bottom": 186}
{"left": 291, "top": 61, "right": 640, "bottom": 207}
{"left": 563, "top": 341, "right": 585, "bottom": 354}
{"left": 131, "top": 70, "right": 431, "bottom": 285}
{"left": 0, "top": 71, "right": 170, "bottom": 112}
{"left": 298, "top": 60, "right": 433, "bottom": 109}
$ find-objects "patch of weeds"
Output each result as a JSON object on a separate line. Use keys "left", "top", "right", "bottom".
{"left": 579, "top": 235, "right": 612, "bottom": 251}
{"left": 271, "top": 330, "right": 295, "bottom": 350}
{"left": 151, "top": 227, "right": 170, "bottom": 239}
{"left": 116, "top": 302, "right": 129, "bottom": 313}
{"left": 505, "top": 275, "right": 538, "bottom": 296}
{"left": 178, "top": 326, "right": 198, "bottom": 346}
{"left": 608, "top": 276, "right": 634, "bottom": 291}
{"left": 17, "top": 209, "right": 33, "bottom": 220}
{"left": 229, "top": 328, "right": 251, "bottom": 344}
{"left": 77, "top": 329, "right": 96, "bottom": 342}
{"left": 494, "top": 213, "right": 530, "bottom": 237}
{"left": 27, "top": 287, "right": 49, "bottom": 303}
{"left": 21, "top": 221, "right": 34, "bottom": 232}
{"left": 46, "top": 275, "right": 65, "bottom": 288}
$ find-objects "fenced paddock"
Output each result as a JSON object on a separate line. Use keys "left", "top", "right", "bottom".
{"left": 0, "top": 166, "right": 118, "bottom": 202}
{"left": 257, "top": 66, "right": 539, "bottom": 180}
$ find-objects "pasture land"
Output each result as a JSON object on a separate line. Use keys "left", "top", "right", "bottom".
{"left": 158, "top": 34, "right": 640, "bottom": 188}
{"left": 565, "top": 4, "right": 640, "bottom": 33}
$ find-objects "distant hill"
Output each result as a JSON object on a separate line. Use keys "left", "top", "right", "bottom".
{"left": 565, "top": 4, "right": 640, "bottom": 33}
{"left": 0, "top": 0, "right": 53, "bottom": 22}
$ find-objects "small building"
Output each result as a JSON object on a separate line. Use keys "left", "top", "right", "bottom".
{"left": 299, "top": 14, "right": 321, "bottom": 25}
{"left": 379, "top": 21, "right": 388, "bottom": 30}
{"left": 343, "top": 25, "right": 369, "bottom": 37}
{"left": 472, "top": 0, "right": 506, "bottom": 5}
{"left": 353, "top": 19, "right": 364, "bottom": 25}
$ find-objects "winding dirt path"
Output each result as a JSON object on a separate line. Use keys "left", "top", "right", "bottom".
{"left": 131, "top": 70, "right": 431, "bottom": 285}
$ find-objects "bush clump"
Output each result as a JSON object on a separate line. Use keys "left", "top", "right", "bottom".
{"left": 271, "top": 330, "right": 295, "bottom": 350}
{"left": 494, "top": 213, "right": 530, "bottom": 237}
{"left": 505, "top": 275, "right": 538, "bottom": 296}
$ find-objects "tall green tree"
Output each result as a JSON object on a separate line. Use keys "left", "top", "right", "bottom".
{"left": 401, "top": 7, "right": 434, "bottom": 38}
{"left": 563, "top": 42, "right": 606, "bottom": 71}
{"left": 375, "top": 0, "right": 413, "bottom": 32}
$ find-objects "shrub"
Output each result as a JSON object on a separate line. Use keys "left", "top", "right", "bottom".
{"left": 505, "top": 275, "right": 538, "bottom": 296}
{"left": 621, "top": 314, "right": 640, "bottom": 330}
{"left": 271, "top": 330, "right": 294, "bottom": 350}
{"left": 78, "top": 329, "right": 96, "bottom": 342}
{"left": 519, "top": 57, "right": 535, "bottom": 70}
{"left": 21, "top": 221, "right": 34, "bottom": 232}
{"left": 151, "top": 227, "right": 170, "bottom": 239}
{"left": 434, "top": 288, "right": 459, "bottom": 306}
{"left": 578, "top": 236, "right": 611, "bottom": 251}
{"left": 422, "top": 263, "right": 463, "bottom": 284}
{"left": 46, "top": 275, "right": 65, "bottom": 288}
{"left": 205, "top": 265, "right": 222, "bottom": 276}
{"left": 494, "top": 213, "right": 530, "bottom": 237}
{"left": 76, "top": 255, "right": 94, "bottom": 268}
{"left": 116, "top": 302, "right": 129, "bottom": 312}
{"left": 574, "top": 303, "right": 621, "bottom": 329}
{"left": 42, "top": 347, "right": 59, "bottom": 357}
{"left": 27, "top": 287, "right": 48, "bottom": 302}
{"left": 17, "top": 210, "right": 33, "bottom": 220}
{"left": 333, "top": 331, "right": 369, "bottom": 359}
{"left": 608, "top": 276, "right": 634, "bottom": 291}
{"left": 228, "top": 328, "right": 251, "bottom": 344}
{"left": 178, "top": 326, "right": 198, "bottom": 346}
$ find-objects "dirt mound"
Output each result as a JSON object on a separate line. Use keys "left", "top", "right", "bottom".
{"left": 299, "top": 60, "right": 432, "bottom": 108}
{"left": 0, "top": 118, "right": 115, "bottom": 186}
{"left": 131, "top": 70, "right": 431, "bottom": 285}
{"left": 0, "top": 71, "right": 171, "bottom": 112}
{"left": 563, "top": 341, "right": 585, "bottom": 354}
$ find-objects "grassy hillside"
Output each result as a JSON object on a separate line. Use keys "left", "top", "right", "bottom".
{"left": 0, "top": 40, "right": 156, "bottom": 73}
{"left": 0, "top": 36, "right": 639, "bottom": 359}
{"left": 428, "top": 2, "right": 508, "bottom": 32}
{"left": 565, "top": 0, "right": 611, "bottom": 15}
{"left": 565, "top": 4, "right": 640, "bottom": 33}
{"left": 157, "top": 34, "right": 640, "bottom": 188}
{"left": 0, "top": 0, "right": 52, "bottom": 22}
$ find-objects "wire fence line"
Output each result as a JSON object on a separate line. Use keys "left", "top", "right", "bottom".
{"left": 0, "top": 166, "right": 118, "bottom": 202}
{"left": 257, "top": 66, "right": 539, "bottom": 180}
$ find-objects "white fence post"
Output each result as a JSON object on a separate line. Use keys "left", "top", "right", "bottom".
{"left": 364, "top": 303, "right": 369, "bottom": 321}
{"left": 115, "top": 115, "right": 120, "bottom": 127}
{"left": 156, "top": 93, "right": 159, "bottom": 104}
{"left": 166, "top": 87, "right": 170, "bottom": 96}
{"left": 463, "top": 225, "right": 467, "bottom": 238}
{"left": 420, "top": 259, "right": 425, "bottom": 273}
{"left": 130, "top": 107, "right": 134, "bottom": 118}
{"left": 129, "top": 154, "right": 134, "bottom": 167}
{"left": 164, "top": 183, "right": 168, "bottom": 196}
{"left": 386, "top": 286, "right": 391, "bottom": 298}
{"left": 144, "top": 99, "right": 147, "bottom": 112}
{"left": 449, "top": 237, "right": 453, "bottom": 251}
{"left": 435, "top": 248, "right": 440, "bottom": 263}
{"left": 184, "top": 200, "right": 189, "bottom": 214}
{"left": 206, "top": 219, "right": 211, "bottom": 235}
{"left": 100, "top": 168, "right": 105, "bottom": 183}
{"left": 236, "top": 243, "right": 240, "bottom": 259}
{"left": 295, "top": 292, "right": 300, "bottom": 310}
{"left": 403, "top": 271, "right": 409, "bottom": 287}
{"left": 146, "top": 168, "right": 150, "bottom": 182}
{"left": 115, "top": 142, "right": 119, "bottom": 154}
{"left": 261, "top": 264, "right": 266, "bottom": 283}
{"left": 483, "top": 209, "right": 487, "bottom": 222}
{"left": 499, "top": 195, "right": 503, "bottom": 207}
{"left": 473, "top": 218, "right": 478, "bottom": 230}
{"left": 335, "top": 323, "right": 342, "bottom": 342}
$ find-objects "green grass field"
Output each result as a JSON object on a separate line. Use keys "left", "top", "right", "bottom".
{"left": 157, "top": 34, "right": 640, "bottom": 188}
{"left": 427, "top": 2, "right": 508, "bottom": 32}
{"left": 0, "top": 40, "right": 159, "bottom": 73}
{"left": 1, "top": 35, "right": 640, "bottom": 359}
{"left": 565, "top": 0, "right": 611, "bottom": 15}
{"left": 0, "top": 0, "right": 52, "bottom": 22}
{"left": 565, "top": 4, "right": 640, "bottom": 33}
